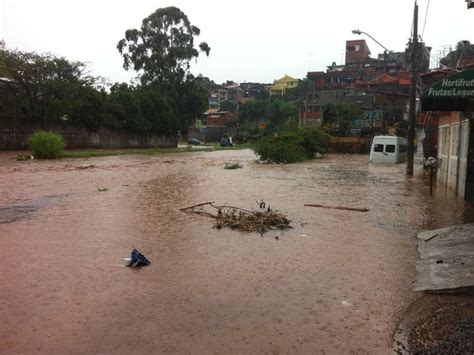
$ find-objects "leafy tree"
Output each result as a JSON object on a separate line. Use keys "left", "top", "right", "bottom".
{"left": 239, "top": 99, "right": 266, "bottom": 124}
{"left": 266, "top": 99, "right": 298, "bottom": 132}
{"left": 0, "top": 47, "right": 103, "bottom": 127}
{"left": 219, "top": 100, "right": 237, "bottom": 112}
{"left": 117, "top": 6, "right": 210, "bottom": 86}
{"left": 255, "top": 89, "right": 269, "bottom": 101}
{"left": 107, "top": 84, "right": 147, "bottom": 132}
{"left": 173, "top": 77, "right": 208, "bottom": 134}
{"left": 138, "top": 87, "right": 176, "bottom": 135}
{"left": 194, "top": 75, "right": 218, "bottom": 91}
{"left": 323, "top": 102, "right": 362, "bottom": 136}
{"left": 116, "top": 7, "right": 210, "bottom": 137}
{"left": 68, "top": 86, "right": 107, "bottom": 131}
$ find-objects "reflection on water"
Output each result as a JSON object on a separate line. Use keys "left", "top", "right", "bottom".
{"left": 1, "top": 150, "right": 473, "bottom": 353}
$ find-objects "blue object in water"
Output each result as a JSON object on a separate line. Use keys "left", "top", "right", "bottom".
{"left": 127, "top": 248, "right": 151, "bottom": 267}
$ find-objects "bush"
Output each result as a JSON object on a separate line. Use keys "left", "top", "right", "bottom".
{"left": 252, "top": 122, "right": 330, "bottom": 163}
{"left": 300, "top": 126, "right": 331, "bottom": 156}
{"left": 253, "top": 133, "right": 307, "bottom": 163}
{"left": 27, "top": 131, "right": 65, "bottom": 159}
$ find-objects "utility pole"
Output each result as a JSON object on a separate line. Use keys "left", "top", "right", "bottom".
{"left": 406, "top": 1, "right": 418, "bottom": 176}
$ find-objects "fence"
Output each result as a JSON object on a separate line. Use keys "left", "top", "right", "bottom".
{"left": 0, "top": 118, "right": 176, "bottom": 150}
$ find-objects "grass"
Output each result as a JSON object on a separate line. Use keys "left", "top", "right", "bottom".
{"left": 61, "top": 144, "right": 249, "bottom": 159}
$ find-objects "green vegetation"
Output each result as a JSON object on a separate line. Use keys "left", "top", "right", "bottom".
{"left": 237, "top": 98, "right": 298, "bottom": 137}
{"left": 252, "top": 119, "right": 330, "bottom": 164}
{"left": 27, "top": 131, "right": 65, "bottom": 159}
{"left": 323, "top": 102, "right": 362, "bottom": 136}
{"left": 219, "top": 100, "right": 238, "bottom": 112}
{"left": 0, "top": 6, "right": 210, "bottom": 139}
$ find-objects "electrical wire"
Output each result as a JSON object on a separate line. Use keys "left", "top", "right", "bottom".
{"left": 421, "top": 0, "right": 431, "bottom": 40}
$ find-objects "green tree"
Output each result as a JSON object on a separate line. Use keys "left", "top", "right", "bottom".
{"left": 266, "top": 99, "right": 298, "bottom": 132}
{"left": 219, "top": 100, "right": 237, "bottom": 112}
{"left": 138, "top": 87, "right": 176, "bottom": 135}
{"left": 323, "top": 102, "right": 362, "bottom": 136}
{"left": 173, "top": 77, "right": 208, "bottom": 134}
{"left": 116, "top": 7, "right": 210, "bottom": 137}
{"left": 0, "top": 47, "right": 104, "bottom": 128}
{"left": 194, "top": 75, "right": 218, "bottom": 91}
{"left": 239, "top": 99, "right": 266, "bottom": 124}
{"left": 107, "top": 84, "right": 148, "bottom": 132}
{"left": 117, "top": 6, "right": 210, "bottom": 86}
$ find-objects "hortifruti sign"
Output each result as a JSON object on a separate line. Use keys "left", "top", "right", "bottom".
{"left": 421, "top": 69, "right": 474, "bottom": 111}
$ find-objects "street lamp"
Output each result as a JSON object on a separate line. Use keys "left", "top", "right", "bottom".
{"left": 351, "top": 29, "right": 392, "bottom": 54}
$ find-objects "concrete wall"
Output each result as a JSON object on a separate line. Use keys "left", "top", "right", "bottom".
{"left": 437, "top": 113, "right": 470, "bottom": 197}
{"left": 0, "top": 118, "right": 176, "bottom": 150}
{"left": 330, "top": 136, "right": 370, "bottom": 154}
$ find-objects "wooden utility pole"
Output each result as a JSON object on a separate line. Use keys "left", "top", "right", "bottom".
{"left": 406, "top": 1, "right": 418, "bottom": 176}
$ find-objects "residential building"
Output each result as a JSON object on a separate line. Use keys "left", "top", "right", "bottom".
{"left": 300, "top": 38, "right": 429, "bottom": 132}
{"left": 270, "top": 75, "right": 299, "bottom": 96}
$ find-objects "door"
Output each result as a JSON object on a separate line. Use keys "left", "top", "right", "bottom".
{"left": 465, "top": 121, "right": 474, "bottom": 204}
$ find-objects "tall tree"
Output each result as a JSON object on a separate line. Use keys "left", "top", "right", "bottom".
{"left": 116, "top": 7, "right": 210, "bottom": 137}
{"left": 117, "top": 6, "right": 210, "bottom": 86}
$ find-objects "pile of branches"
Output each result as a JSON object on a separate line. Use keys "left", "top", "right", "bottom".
{"left": 180, "top": 201, "right": 291, "bottom": 234}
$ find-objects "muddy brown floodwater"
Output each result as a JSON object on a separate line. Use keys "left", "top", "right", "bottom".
{"left": 1, "top": 150, "right": 473, "bottom": 354}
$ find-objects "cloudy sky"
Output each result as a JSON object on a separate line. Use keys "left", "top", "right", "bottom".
{"left": 0, "top": 0, "right": 472, "bottom": 85}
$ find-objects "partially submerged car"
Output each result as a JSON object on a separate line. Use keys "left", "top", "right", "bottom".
{"left": 369, "top": 135, "right": 407, "bottom": 163}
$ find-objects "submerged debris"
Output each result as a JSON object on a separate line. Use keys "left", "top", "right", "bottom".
{"left": 224, "top": 162, "right": 242, "bottom": 169}
{"left": 16, "top": 154, "right": 34, "bottom": 161}
{"left": 180, "top": 201, "right": 291, "bottom": 234}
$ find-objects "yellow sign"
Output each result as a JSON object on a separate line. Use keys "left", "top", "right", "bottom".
{"left": 259, "top": 122, "right": 267, "bottom": 129}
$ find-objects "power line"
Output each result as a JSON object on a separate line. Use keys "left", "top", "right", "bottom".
{"left": 421, "top": 0, "right": 430, "bottom": 39}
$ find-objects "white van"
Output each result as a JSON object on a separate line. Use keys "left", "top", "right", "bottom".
{"left": 369, "top": 136, "right": 407, "bottom": 163}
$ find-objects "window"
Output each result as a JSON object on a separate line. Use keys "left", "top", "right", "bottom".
{"left": 374, "top": 144, "right": 384, "bottom": 152}
{"left": 385, "top": 145, "right": 395, "bottom": 153}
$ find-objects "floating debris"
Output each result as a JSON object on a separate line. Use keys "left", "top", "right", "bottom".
{"left": 126, "top": 249, "right": 150, "bottom": 267}
{"left": 180, "top": 201, "right": 291, "bottom": 234}
{"left": 97, "top": 186, "right": 108, "bottom": 192}
{"left": 16, "top": 154, "right": 34, "bottom": 161}
{"left": 224, "top": 162, "right": 242, "bottom": 169}
{"left": 304, "top": 204, "right": 369, "bottom": 213}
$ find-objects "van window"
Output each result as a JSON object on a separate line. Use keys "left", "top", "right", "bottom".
{"left": 374, "top": 144, "right": 384, "bottom": 152}
{"left": 385, "top": 145, "right": 395, "bottom": 153}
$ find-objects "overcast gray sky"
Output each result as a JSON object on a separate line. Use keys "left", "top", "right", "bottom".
{"left": 1, "top": 0, "right": 472, "bottom": 85}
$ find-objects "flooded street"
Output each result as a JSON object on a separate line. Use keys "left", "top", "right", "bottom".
{"left": 1, "top": 149, "right": 473, "bottom": 354}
